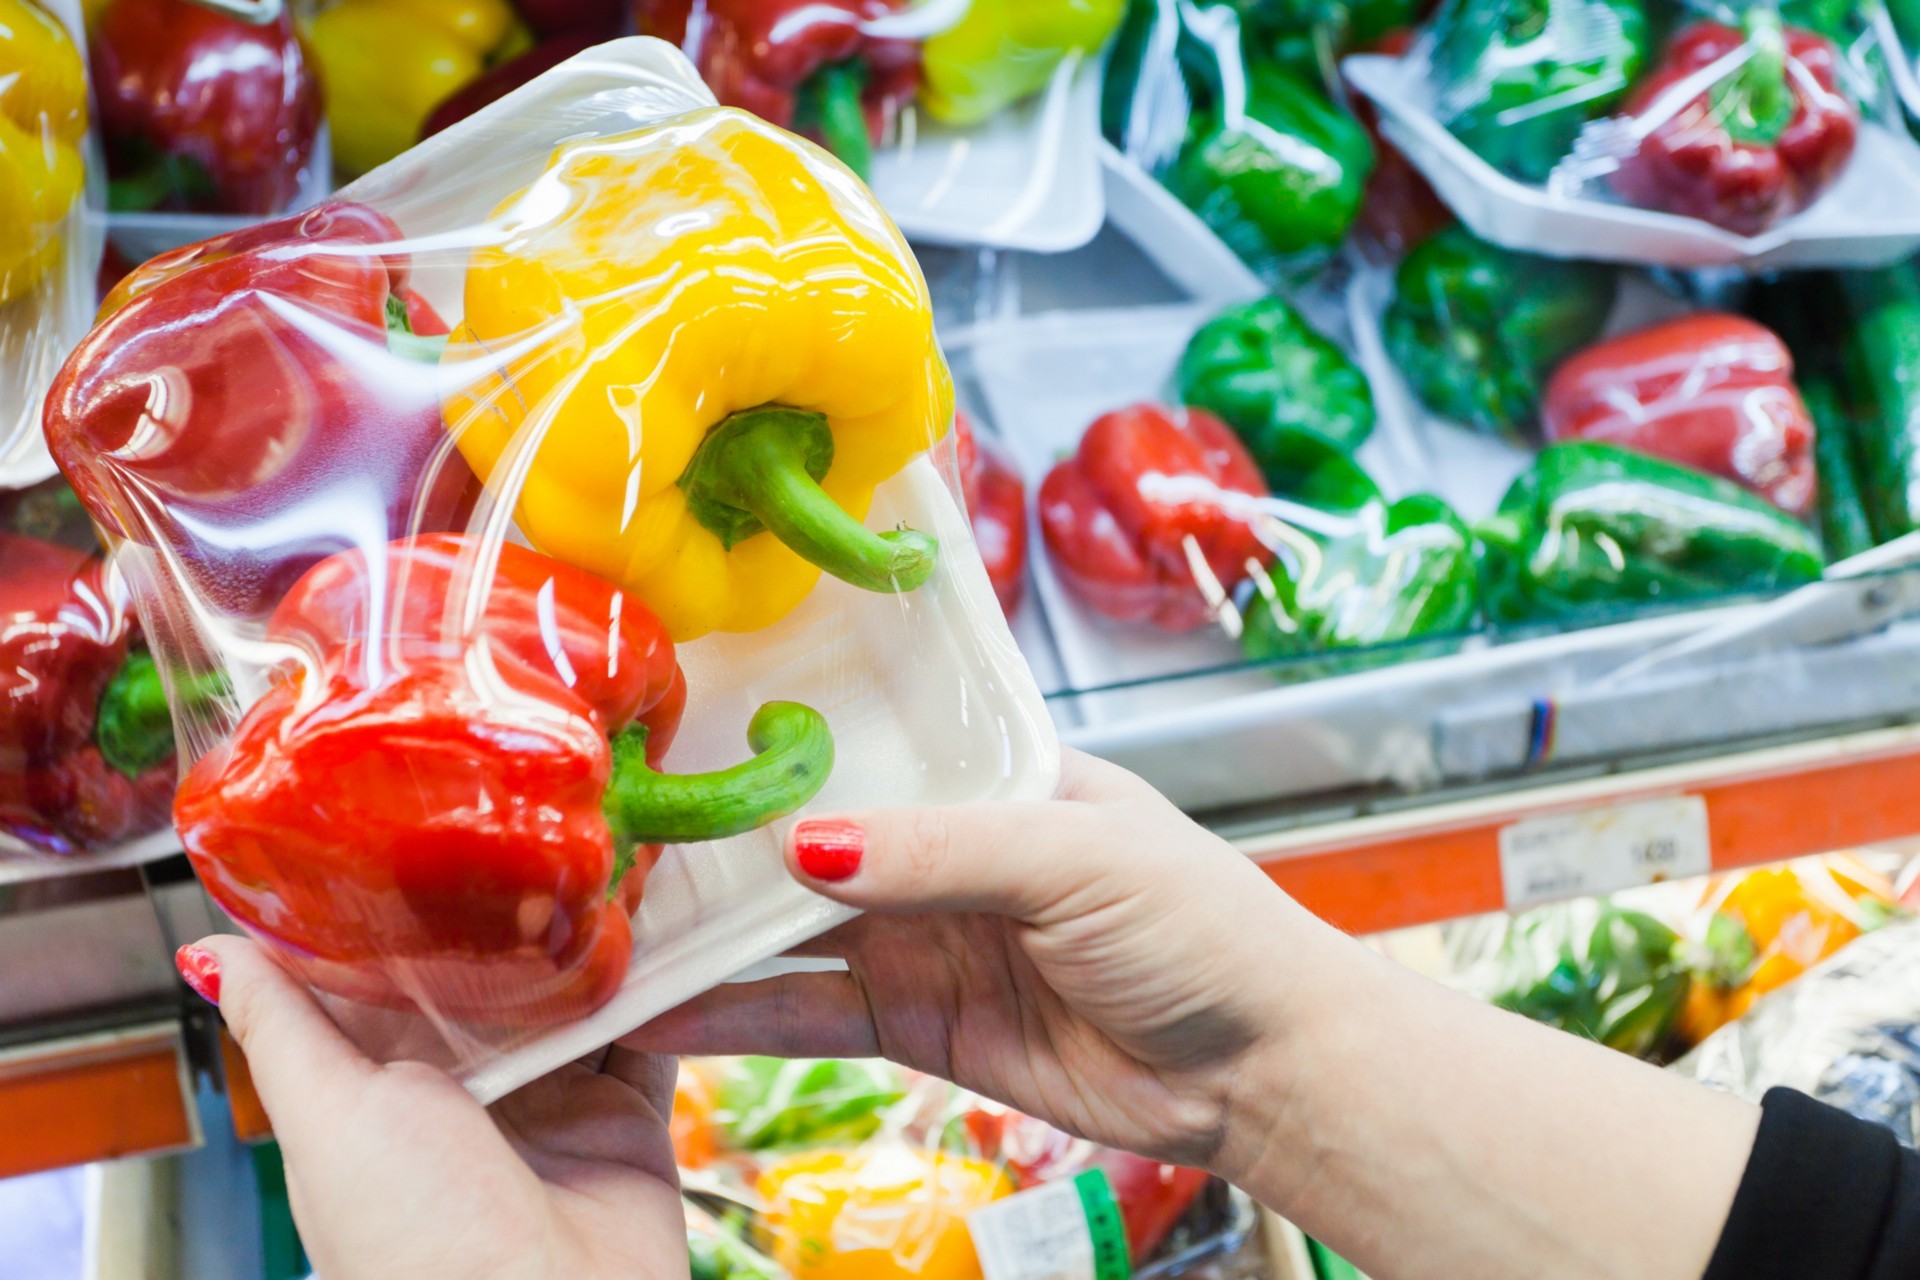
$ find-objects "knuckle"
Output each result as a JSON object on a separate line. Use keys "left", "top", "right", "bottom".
{"left": 896, "top": 808, "right": 955, "bottom": 883}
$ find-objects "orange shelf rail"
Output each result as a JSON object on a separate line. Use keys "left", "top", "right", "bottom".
{"left": 0, "top": 1023, "right": 199, "bottom": 1180}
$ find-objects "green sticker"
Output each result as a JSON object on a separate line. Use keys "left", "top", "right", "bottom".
{"left": 1072, "top": 1168, "right": 1133, "bottom": 1280}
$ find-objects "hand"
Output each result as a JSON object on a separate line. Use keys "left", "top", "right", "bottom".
{"left": 177, "top": 936, "right": 688, "bottom": 1280}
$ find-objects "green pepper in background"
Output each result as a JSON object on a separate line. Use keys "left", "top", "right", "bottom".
{"left": 714, "top": 1057, "right": 906, "bottom": 1152}
{"left": 1383, "top": 226, "right": 1616, "bottom": 439}
{"left": 1801, "top": 375, "right": 1878, "bottom": 561}
{"left": 1837, "top": 263, "right": 1920, "bottom": 544}
{"left": 1241, "top": 493, "right": 1480, "bottom": 675}
{"left": 921, "top": 0, "right": 1126, "bottom": 126}
{"left": 1778, "top": 0, "right": 1858, "bottom": 43}
{"left": 1476, "top": 441, "right": 1825, "bottom": 624}
{"left": 1428, "top": 0, "right": 1649, "bottom": 184}
{"left": 1238, "top": 0, "right": 1421, "bottom": 79}
{"left": 1177, "top": 296, "right": 1376, "bottom": 492}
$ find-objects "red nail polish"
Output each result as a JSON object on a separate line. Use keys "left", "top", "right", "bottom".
{"left": 176, "top": 945, "right": 221, "bottom": 1006}
{"left": 793, "top": 819, "right": 864, "bottom": 882}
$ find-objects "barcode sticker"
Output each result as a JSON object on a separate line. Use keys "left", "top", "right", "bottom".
{"left": 1499, "top": 796, "right": 1710, "bottom": 910}
{"left": 967, "top": 1168, "right": 1131, "bottom": 1280}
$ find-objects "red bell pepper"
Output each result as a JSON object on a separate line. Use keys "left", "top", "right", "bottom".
{"left": 1351, "top": 29, "right": 1454, "bottom": 254}
{"left": 954, "top": 413, "right": 1028, "bottom": 617}
{"left": 174, "top": 534, "right": 834, "bottom": 1024}
{"left": 515, "top": 0, "right": 625, "bottom": 37}
{"left": 1039, "top": 403, "right": 1271, "bottom": 631}
{"left": 421, "top": 34, "right": 604, "bottom": 140}
{"left": 45, "top": 203, "right": 479, "bottom": 621}
{"left": 92, "top": 0, "right": 322, "bottom": 215}
{"left": 1543, "top": 313, "right": 1816, "bottom": 516}
{"left": 633, "top": 0, "right": 919, "bottom": 177}
{"left": 1, "top": 534, "right": 175, "bottom": 854}
{"left": 1612, "top": 17, "right": 1856, "bottom": 236}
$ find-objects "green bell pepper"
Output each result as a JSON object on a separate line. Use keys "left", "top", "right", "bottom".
{"left": 1476, "top": 441, "right": 1825, "bottom": 624}
{"left": 1484, "top": 900, "right": 1691, "bottom": 1059}
{"left": 1800, "top": 375, "right": 1877, "bottom": 561}
{"left": 1837, "top": 263, "right": 1920, "bottom": 544}
{"left": 713, "top": 1057, "right": 906, "bottom": 1151}
{"left": 1428, "top": 0, "right": 1649, "bottom": 184}
{"left": 1176, "top": 296, "right": 1376, "bottom": 493}
{"left": 1237, "top": 0, "right": 1422, "bottom": 78}
{"left": 921, "top": 0, "right": 1126, "bottom": 126}
{"left": 1384, "top": 226, "right": 1616, "bottom": 439}
{"left": 1241, "top": 492, "right": 1480, "bottom": 675}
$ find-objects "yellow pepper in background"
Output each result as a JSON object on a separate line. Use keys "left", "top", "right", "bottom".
{"left": 449, "top": 109, "right": 954, "bottom": 641}
{"left": 756, "top": 1146, "right": 1011, "bottom": 1280}
{"left": 0, "top": 0, "right": 86, "bottom": 305}
{"left": 921, "top": 0, "right": 1126, "bottom": 126}
{"left": 306, "top": 0, "right": 515, "bottom": 175}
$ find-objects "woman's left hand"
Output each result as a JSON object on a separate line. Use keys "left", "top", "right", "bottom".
{"left": 178, "top": 936, "right": 688, "bottom": 1280}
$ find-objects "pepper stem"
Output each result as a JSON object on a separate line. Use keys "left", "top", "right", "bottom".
{"left": 385, "top": 293, "right": 448, "bottom": 364}
{"left": 679, "top": 406, "right": 938, "bottom": 594}
{"left": 1718, "top": 11, "right": 1795, "bottom": 147}
{"left": 603, "top": 701, "right": 835, "bottom": 859}
{"left": 794, "top": 59, "right": 874, "bottom": 179}
{"left": 95, "top": 650, "right": 176, "bottom": 778}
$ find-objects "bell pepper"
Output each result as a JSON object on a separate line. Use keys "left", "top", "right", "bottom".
{"left": 175, "top": 534, "right": 834, "bottom": 1023}
{"left": 1038, "top": 402, "right": 1271, "bottom": 631}
{"left": 920, "top": 0, "right": 1125, "bottom": 126}
{"left": 1350, "top": 27, "right": 1453, "bottom": 254}
{"left": 1383, "top": 226, "right": 1616, "bottom": 438}
{"left": 92, "top": 0, "right": 321, "bottom": 214}
{"left": 1428, "top": 0, "right": 1648, "bottom": 185}
{"left": 421, "top": 32, "right": 602, "bottom": 139}
{"left": 307, "top": 0, "right": 517, "bottom": 176}
{"left": 0, "top": 0, "right": 87, "bottom": 307}
{"left": 46, "top": 203, "right": 481, "bottom": 622}
{"left": 1485, "top": 900, "right": 1691, "bottom": 1059}
{"left": 1240, "top": 0, "right": 1421, "bottom": 78}
{"left": 1833, "top": 263, "right": 1920, "bottom": 543}
{"left": 1475, "top": 441, "right": 1825, "bottom": 624}
{"left": 755, "top": 1145, "right": 1012, "bottom": 1280}
{"left": 516, "top": 0, "right": 624, "bottom": 37}
{"left": 633, "top": 0, "right": 920, "bottom": 179}
{"left": 1175, "top": 296, "right": 1376, "bottom": 495}
{"left": 1800, "top": 375, "right": 1875, "bottom": 560}
{"left": 1240, "top": 493, "right": 1479, "bottom": 675}
{"left": 1612, "top": 16, "right": 1857, "bottom": 236}
{"left": 1, "top": 534, "right": 176, "bottom": 854}
{"left": 1542, "top": 314, "right": 1817, "bottom": 517}
{"left": 446, "top": 110, "right": 952, "bottom": 642}
{"left": 954, "top": 413, "right": 1029, "bottom": 617}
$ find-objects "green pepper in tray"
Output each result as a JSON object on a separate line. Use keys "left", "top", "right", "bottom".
{"left": 1428, "top": 0, "right": 1650, "bottom": 184}
{"left": 1476, "top": 442, "right": 1825, "bottom": 624}
{"left": 1176, "top": 296, "right": 1375, "bottom": 492}
{"left": 1837, "top": 263, "right": 1920, "bottom": 544}
{"left": 1384, "top": 226, "right": 1616, "bottom": 439}
{"left": 1800, "top": 375, "right": 1877, "bottom": 562}
{"left": 1481, "top": 900, "right": 1692, "bottom": 1059}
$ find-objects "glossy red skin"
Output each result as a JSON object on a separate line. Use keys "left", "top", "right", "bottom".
{"left": 1543, "top": 313, "right": 1816, "bottom": 516}
{"left": 174, "top": 534, "right": 687, "bottom": 1025}
{"left": 633, "top": 0, "right": 920, "bottom": 142}
{"left": 1351, "top": 30, "right": 1453, "bottom": 254}
{"left": 515, "top": 0, "right": 625, "bottom": 36}
{"left": 46, "top": 203, "right": 479, "bottom": 622}
{"left": 92, "top": 0, "right": 321, "bottom": 215}
{"left": 1039, "top": 403, "right": 1271, "bottom": 630}
{"left": 954, "top": 413, "right": 1028, "bottom": 617}
{"left": 0, "top": 535, "right": 173, "bottom": 854}
{"left": 422, "top": 35, "right": 604, "bottom": 139}
{"left": 1613, "top": 23, "right": 1856, "bottom": 236}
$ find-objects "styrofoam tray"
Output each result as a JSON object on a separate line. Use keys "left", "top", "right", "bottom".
{"left": 1345, "top": 53, "right": 1920, "bottom": 271}
{"left": 1098, "top": 142, "right": 1264, "bottom": 304}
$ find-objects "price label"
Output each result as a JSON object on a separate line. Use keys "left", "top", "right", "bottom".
{"left": 968, "top": 1168, "right": 1131, "bottom": 1280}
{"left": 1498, "top": 796, "right": 1710, "bottom": 910}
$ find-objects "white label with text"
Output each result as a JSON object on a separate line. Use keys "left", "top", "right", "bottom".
{"left": 1499, "top": 796, "right": 1710, "bottom": 909}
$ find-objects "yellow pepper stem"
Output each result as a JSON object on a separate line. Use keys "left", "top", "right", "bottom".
{"left": 679, "top": 406, "right": 938, "bottom": 594}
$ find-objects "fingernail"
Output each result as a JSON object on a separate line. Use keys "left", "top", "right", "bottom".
{"left": 793, "top": 819, "right": 864, "bottom": 882}
{"left": 175, "top": 944, "right": 221, "bottom": 1006}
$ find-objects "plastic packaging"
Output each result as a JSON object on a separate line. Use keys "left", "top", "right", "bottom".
{"left": 0, "top": 0, "right": 98, "bottom": 490}
{"left": 43, "top": 38, "right": 1057, "bottom": 1098}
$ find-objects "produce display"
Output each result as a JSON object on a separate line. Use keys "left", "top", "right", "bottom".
{"left": 953, "top": 413, "right": 1028, "bottom": 617}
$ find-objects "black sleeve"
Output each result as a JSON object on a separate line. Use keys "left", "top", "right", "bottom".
{"left": 1703, "top": 1087, "right": 1920, "bottom": 1280}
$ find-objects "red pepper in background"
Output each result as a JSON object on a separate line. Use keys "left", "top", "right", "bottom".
{"left": 954, "top": 413, "right": 1028, "bottom": 618}
{"left": 175, "top": 534, "right": 834, "bottom": 1024}
{"left": 2, "top": 534, "right": 175, "bottom": 855}
{"left": 515, "top": 0, "right": 624, "bottom": 37}
{"left": 1350, "top": 29, "right": 1454, "bottom": 255}
{"left": 1040, "top": 403, "right": 1271, "bottom": 630}
{"left": 422, "top": 33, "right": 605, "bottom": 139}
{"left": 633, "top": 0, "right": 919, "bottom": 177}
{"left": 45, "top": 203, "right": 479, "bottom": 621}
{"left": 1543, "top": 313, "right": 1816, "bottom": 516}
{"left": 1612, "top": 17, "right": 1856, "bottom": 236}
{"left": 92, "top": 0, "right": 322, "bottom": 215}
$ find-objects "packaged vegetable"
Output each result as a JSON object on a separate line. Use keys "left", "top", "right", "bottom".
{"left": 953, "top": 414, "right": 1028, "bottom": 618}
{"left": 42, "top": 41, "right": 1056, "bottom": 1089}
{"left": 920, "top": 0, "right": 1126, "bottom": 126}
{"left": 714, "top": 1058, "right": 908, "bottom": 1153}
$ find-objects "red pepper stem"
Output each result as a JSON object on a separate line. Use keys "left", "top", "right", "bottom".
{"left": 385, "top": 293, "right": 449, "bottom": 364}
{"left": 679, "top": 405, "right": 939, "bottom": 594}
{"left": 602, "top": 700, "right": 835, "bottom": 848}
{"left": 795, "top": 59, "right": 874, "bottom": 179}
{"left": 1718, "top": 11, "right": 1794, "bottom": 147}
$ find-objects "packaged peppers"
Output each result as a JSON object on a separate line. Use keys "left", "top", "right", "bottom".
{"left": 920, "top": 0, "right": 1126, "bottom": 126}
{"left": 954, "top": 413, "right": 1029, "bottom": 617}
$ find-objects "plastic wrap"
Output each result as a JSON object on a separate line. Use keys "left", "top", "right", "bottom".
{"left": 0, "top": 0, "right": 98, "bottom": 490}
{"left": 43, "top": 38, "right": 1057, "bottom": 1098}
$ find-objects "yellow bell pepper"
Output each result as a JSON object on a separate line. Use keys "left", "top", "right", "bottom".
{"left": 756, "top": 1146, "right": 1011, "bottom": 1280}
{"left": 0, "top": 0, "right": 86, "bottom": 306}
{"left": 306, "top": 0, "right": 515, "bottom": 176}
{"left": 448, "top": 109, "right": 954, "bottom": 641}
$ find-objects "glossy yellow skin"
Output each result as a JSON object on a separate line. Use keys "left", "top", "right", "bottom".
{"left": 306, "top": 0, "right": 514, "bottom": 175}
{"left": 0, "top": 0, "right": 86, "bottom": 305}
{"left": 449, "top": 108, "right": 954, "bottom": 641}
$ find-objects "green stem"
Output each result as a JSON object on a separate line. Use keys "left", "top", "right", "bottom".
{"left": 603, "top": 701, "right": 835, "bottom": 856}
{"left": 385, "top": 293, "right": 449, "bottom": 364}
{"left": 106, "top": 150, "right": 217, "bottom": 214}
{"left": 795, "top": 60, "right": 874, "bottom": 179}
{"left": 678, "top": 406, "right": 938, "bottom": 594}
{"left": 1718, "top": 11, "right": 1794, "bottom": 146}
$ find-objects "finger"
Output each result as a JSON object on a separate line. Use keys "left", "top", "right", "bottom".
{"left": 620, "top": 972, "right": 881, "bottom": 1059}
{"left": 602, "top": 1045, "right": 679, "bottom": 1123}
